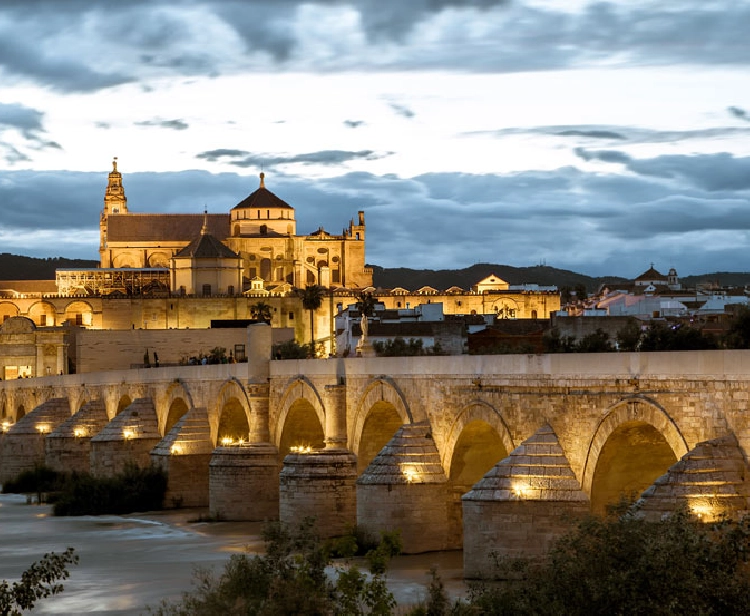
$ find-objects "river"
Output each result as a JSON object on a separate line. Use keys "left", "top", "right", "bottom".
{"left": 0, "top": 493, "right": 466, "bottom": 615}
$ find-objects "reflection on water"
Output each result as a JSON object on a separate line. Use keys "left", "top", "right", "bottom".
{"left": 0, "top": 493, "right": 466, "bottom": 614}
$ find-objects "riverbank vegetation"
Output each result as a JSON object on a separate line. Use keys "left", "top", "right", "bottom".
{"left": 148, "top": 506, "right": 750, "bottom": 615}
{"left": 1, "top": 464, "right": 167, "bottom": 516}
{"left": 0, "top": 548, "right": 78, "bottom": 616}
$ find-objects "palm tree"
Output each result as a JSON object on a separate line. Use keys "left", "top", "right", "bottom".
{"left": 355, "top": 291, "right": 376, "bottom": 318}
{"left": 300, "top": 285, "right": 325, "bottom": 355}
{"left": 250, "top": 301, "right": 272, "bottom": 324}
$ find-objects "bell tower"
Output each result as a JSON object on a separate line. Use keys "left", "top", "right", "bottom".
{"left": 100, "top": 157, "right": 128, "bottom": 266}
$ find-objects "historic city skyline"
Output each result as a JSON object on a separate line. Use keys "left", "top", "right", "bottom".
{"left": 1, "top": 1, "right": 749, "bottom": 277}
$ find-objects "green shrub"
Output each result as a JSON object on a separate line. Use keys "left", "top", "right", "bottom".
{"left": 1, "top": 465, "right": 64, "bottom": 496}
{"left": 52, "top": 464, "right": 167, "bottom": 516}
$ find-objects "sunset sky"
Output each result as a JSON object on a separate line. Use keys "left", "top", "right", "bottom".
{"left": 1, "top": 0, "right": 749, "bottom": 278}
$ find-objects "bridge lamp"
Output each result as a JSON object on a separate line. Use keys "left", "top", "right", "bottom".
{"left": 290, "top": 445, "right": 313, "bottom": 454}
{"left": 170, "top": 444, "right": 183, "bottom": 455}
{"left": 1, "top": 421, "right": 11, "bottom": 433}
{"left": 221, "top": 436, "right": 233, "bottom": 446}
{"left": 122, "top": 428, "right": 136, "bottom": 440}
{"left": 688, "top": 499, "right": 717, "bottom": 522}
{"left": 73, "top": 427, "right": 87, "bottom": 438}
{"left": 401, "top": 465, "right": 420, "bottom": 483}
{"left": 35, "top": 423, "right": 51, "bottom": 434}
{"left": 512, "top": 481, "right": 532, "bottom": 499}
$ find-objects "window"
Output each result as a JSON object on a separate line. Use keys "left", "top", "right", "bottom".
{"left": 228, "top": 285, "right": 235, "bottom": 296}
{"left": 40, "top": 315, "right": 47, "bottom": 326}
{"left": 202, "top": 284, "right": 212, "bottom": 297}
{"left": 75, "top": 314, "right": 83, "bottom": 326}
{"left": 288, "top": 312, "right": 294, "bottom": 320}
{"left": 234, "top": 344, "right": 246, "bottom": 362}
{"left": 531, "top": 310, "right": 538, "bottom": 319}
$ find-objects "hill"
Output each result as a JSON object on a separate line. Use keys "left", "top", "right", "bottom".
{"left": 370, "top": 264, "right": 629, "bottom": 292}
{"left": 0, "top": 254, "right": 99, "bottom": 280}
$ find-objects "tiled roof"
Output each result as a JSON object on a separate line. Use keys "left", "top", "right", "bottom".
{"left": 174, "top": 234, "right": 239, "bottom": 259}
{"left": 232, "top": 187, "right": 293, "bottom": 211}
{"left": 107, "top": 214, "right": 229, "bottom": 242}
{"left": 635, "top": 266, "right": 666, "bottom": 281}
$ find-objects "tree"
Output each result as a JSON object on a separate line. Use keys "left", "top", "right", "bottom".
{"left": 0, "top": 548, "right": 78, "bottom": 616}
{"left": 640, "top": 322, "right": 717, "bottom": 351}
{"left": 724, "top": 305, "right": 750, "bottom": 348}
{"left": 616, "top": 317, "right": 642, "bottom": 351}
{"left": 574, "top": 283, "right": 588, "bottom": 303}
{"left": 250, "top": 301, "right": 272, "bottom": 324}
{"left": 467, "top": 507, "right": 750, "bottom": 615}
{"left": 575, "top": 328, "right": 612, "bottom": 353}
{"left": 147, "top": 520, "right": 398, "bottom": 616}
{"left": 355, "top": 291, "right": 377, "bottom": 317}
{"left": 300, "top": 285, "right": 326, "bottom": 355}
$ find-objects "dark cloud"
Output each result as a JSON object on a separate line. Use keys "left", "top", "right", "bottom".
{"left": 0, "top": 103, "right": 60, "bottom": 163}
{"left": 558, "top": 129, "right": 626, "bottom": 140}
{"left": 388, "top": 103, "right": 415, "bottom": 119}
{"left": 728, "top": 106, "right": 749, "bottom": 121}
{"left": 196, "top": 149, "right": 389, "bottom": 167}
{"left": 625, "top": 153, "right": 750, "bottom": 192}
{"left": 574, "top": 148, "right": 631, "bottom": 164}
{"left": 1, "top": 1, "right": 749, "bottom": 92}
{"left": 135, "top": 119, "right": 190, "bottom": 130}
{"left": 344, "top": 120, "right": 365, "bottom": 128}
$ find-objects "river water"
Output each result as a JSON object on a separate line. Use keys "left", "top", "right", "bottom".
{"left": 0, "top": 493, "right": 466, "bottom": 615}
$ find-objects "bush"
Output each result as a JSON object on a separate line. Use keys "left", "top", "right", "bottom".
{"left": 148, "top": 519, "right": 398, "bottom": 616}
{"left": 52, "top": 464, "right": 167, "bottom": 516}
{"left": 466, "top": 506, "right": 750, "bottom": 615}
{"left": 1, "top": 465, "right": 64, "bottom": 497}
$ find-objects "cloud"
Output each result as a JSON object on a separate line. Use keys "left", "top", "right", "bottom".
{"left": 196, "top": 148, "right": 389, "bottom": 168}
{"left": 0, "top": 102, "right": 60, "bottom": 163}
{"left": 574, "top": 148, "right": 631, "bottom": 164}
{"left": 344, "top": 120, "right": 365, "bottom": 128}
{"left": 135, "top": 119, "right": 190, "bottom": 130}
{"left": 388, "top": 102, "right": 415, "bottom": 119}
{"left": 1, "top": 0, "right": 749, "bottom": 93}
{"left": 558, "top": 129, "right": 626, "bottom": 140}
{"left": 728, "top": 106, "right": 749, "bottom": 121}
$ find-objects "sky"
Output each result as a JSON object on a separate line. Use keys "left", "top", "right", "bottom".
{"left": 1, "top": 0, "right": 750, "bottom": 279}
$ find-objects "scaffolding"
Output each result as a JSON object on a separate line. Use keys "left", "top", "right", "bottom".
{"left": 55, "top": 268, "right": 170, "bottom": 296}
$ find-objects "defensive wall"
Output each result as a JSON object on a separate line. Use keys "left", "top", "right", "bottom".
{"left": 2, "top": 340, "right": 750, "bottom": 571}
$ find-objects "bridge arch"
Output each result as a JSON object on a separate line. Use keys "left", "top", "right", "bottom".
{"left": 275, "top": 377, "right": 326, "bottom": 459}
{"left": 351, "top": 378, "right": 413, "bottom": 473}
{"left": 162, "top": 381, "right": 194, "bottom": 436}
{"left": 582, "top": 396, "right": 689, "bottom": 513}
{"left": 214, "top": 379, "right": 251, "bottom": 446}
{"left": 443, "top": 399, "right": 515, "bottom": 480}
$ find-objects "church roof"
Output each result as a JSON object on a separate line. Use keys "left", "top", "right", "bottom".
{"left": 174, "top": 233, "right": 239, "bottom": 259}
{"left": 232, "top": 173, "right": 293, "bottom": 211}
{"left": 635, "top": 266, "right": 666, "bottom": 281}
{"left": 107, "top": 213, "right": 229, "bottom": 242}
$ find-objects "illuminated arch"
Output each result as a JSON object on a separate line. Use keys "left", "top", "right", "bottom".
{"left": 0, "top": 302, "right": 19, "bottom": 320}
{"left": 64, "top": 300, "right": 94, "bottom": 327}
{"left": 148, "top": 251, "right": 171, "bottom": 268}
{"left": 162, "top": 381, "right": 194, "bottom": 435}
{"left": 442, "top": 399, "right": 515, "bottom": 476}
{"left": 351, "top": 377, "right": 412, "bottom": 455}
{"left": 275, "top": 376, "right": 326, "bottom": 447}
{"left": 581, "top": 396, "right": 688, "bottom": 496}
{"left": 27, "top": 301, "right": 57, "bottom": 327}
{"left": 214, "top": 379, "right": 251, "bottom": 445}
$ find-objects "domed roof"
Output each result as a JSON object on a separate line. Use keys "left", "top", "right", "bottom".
{"left": 232, "top": 173, "right": 293, "bottom": 211}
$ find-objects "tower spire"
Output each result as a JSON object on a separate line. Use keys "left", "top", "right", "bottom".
{"left": 259, "top": 171, "right": 265, "bottom": 189}
{"left": 201, "top": 207, "right": 208, "bottom": 235}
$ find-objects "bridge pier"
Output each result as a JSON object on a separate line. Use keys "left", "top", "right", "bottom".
{"left": 279, "top": 449, "right": 357, "bottom": 539}
{"left": 209, "top": 443, "right": 280, "bottom": 520}
{"left": 0, "top": 398, "right": 70, "bottom": 484}
{"left": 462, "top": 424, "right": 589, "bottom": 578}
{"left": 357, "top": 422, "right": 450, "bottom": 553}
{"left": 46, "top": 400, "right": 108, "bottom": 474}
{"left": 90, "top": 398, "right": 161, "bottom": 477}
{"left": 152, "top": 407, "right": 213, "bottom": 508}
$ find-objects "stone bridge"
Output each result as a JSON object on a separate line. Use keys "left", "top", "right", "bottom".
{"left": 2, "top": 330, "right": 750, "bottom": 572}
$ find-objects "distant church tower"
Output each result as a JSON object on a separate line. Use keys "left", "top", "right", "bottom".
{"left": 100, "top": 157, "right": 128, "bottom": 266}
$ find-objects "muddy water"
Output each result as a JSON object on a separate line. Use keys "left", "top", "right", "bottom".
{"left": 0, "top": 493, "right": 466, "bottom": 615}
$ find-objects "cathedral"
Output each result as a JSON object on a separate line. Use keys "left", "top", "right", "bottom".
{"left": 98, "top": 158, "right": 373, "bottom": 295}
